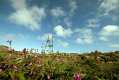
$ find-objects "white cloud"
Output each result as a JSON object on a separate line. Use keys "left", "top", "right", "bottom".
{"left": 59, "top": 0, "right": 77, "bottom": 28}
{"left": 61, "top": 42, "right": 69, "bottom": 48}
{"left": 100, "top": 25, "right": 119, "bottom": 41}
{"left": 99, "top": 36, "right": 108, "bottom": 41}
{"left": 76, "top": 38, "right": 83, "bottom": 44}
{"left": 0, "top": 33, "right": 27, "bottom": 41}
{"left": 9, "top": 0, "right": 46, "bottom": 31}
{"left": 50, "top": 2, "right": 75, "bottom": 27}
{"left": 76, "top": 36, "right": 93, "bottom": 44}
{"left": 1, "top": 34, "right": 16, "bottom": 40}
{"left": 10, "top": 0, "right": 27, "bottom": 10}
{"left": 87, "top": 19, "right": 100, "bottom": 28}
{"left": 64, "top": 18, "right": 72, "bottom": 27}
{"left": 51, "top": 7, "right": 65, "bottom": 17}
{"left": 103, "top": 25, "right": 119, "bottom": 33}
{"left": 54, "top": 25, "right": 73, "bottom": 38}
{"left": 69, "top": 0, "right": 77, "bottom": 15}
{"left": 99, "top": 0, "right": 119, "bottom": 15}
{"left": 58, "top": 40, "right": 69, "bottom": 48}
{"left": 100, "top": 25, "right": 119, "bottom": 48}
{"left": 109, "top": 44, "right": 119, "bottom": 48}
{"left": 83, "top": 35, "right": 93, "bottom": 44}
{"left": 75, "top": 28, "right": 94, "bottom": 44}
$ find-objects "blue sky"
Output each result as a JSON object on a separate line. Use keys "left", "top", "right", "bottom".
{"left": 0, "top": 0, "right": 119, "bottom": 53}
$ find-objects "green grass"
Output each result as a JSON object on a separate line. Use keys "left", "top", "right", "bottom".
{"left": 0, "top": 51, "right": 119, "bottom": 80}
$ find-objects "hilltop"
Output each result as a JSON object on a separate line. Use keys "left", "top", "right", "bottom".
{"left": 0, "top": 45, "right": 9, "bottom": 52}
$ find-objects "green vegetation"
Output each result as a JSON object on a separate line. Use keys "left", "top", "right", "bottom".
{"left": 0, "top": 49, "right": 119, "bottom": 80}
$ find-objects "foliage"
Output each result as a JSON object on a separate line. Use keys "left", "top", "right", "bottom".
{"left": 0, "top": 51, "right": 119, "bottom": 80}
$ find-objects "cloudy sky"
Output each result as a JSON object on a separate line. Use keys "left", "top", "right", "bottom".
{"left": 0, "top": 0, "right": 119, "bottom": 53}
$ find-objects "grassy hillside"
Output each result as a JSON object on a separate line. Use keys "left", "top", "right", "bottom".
{"left": 0, "top": 48, "right": 119, "bottom": 80}
{"left": 0, "top": 45, "right": 9, "bottom": 52}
